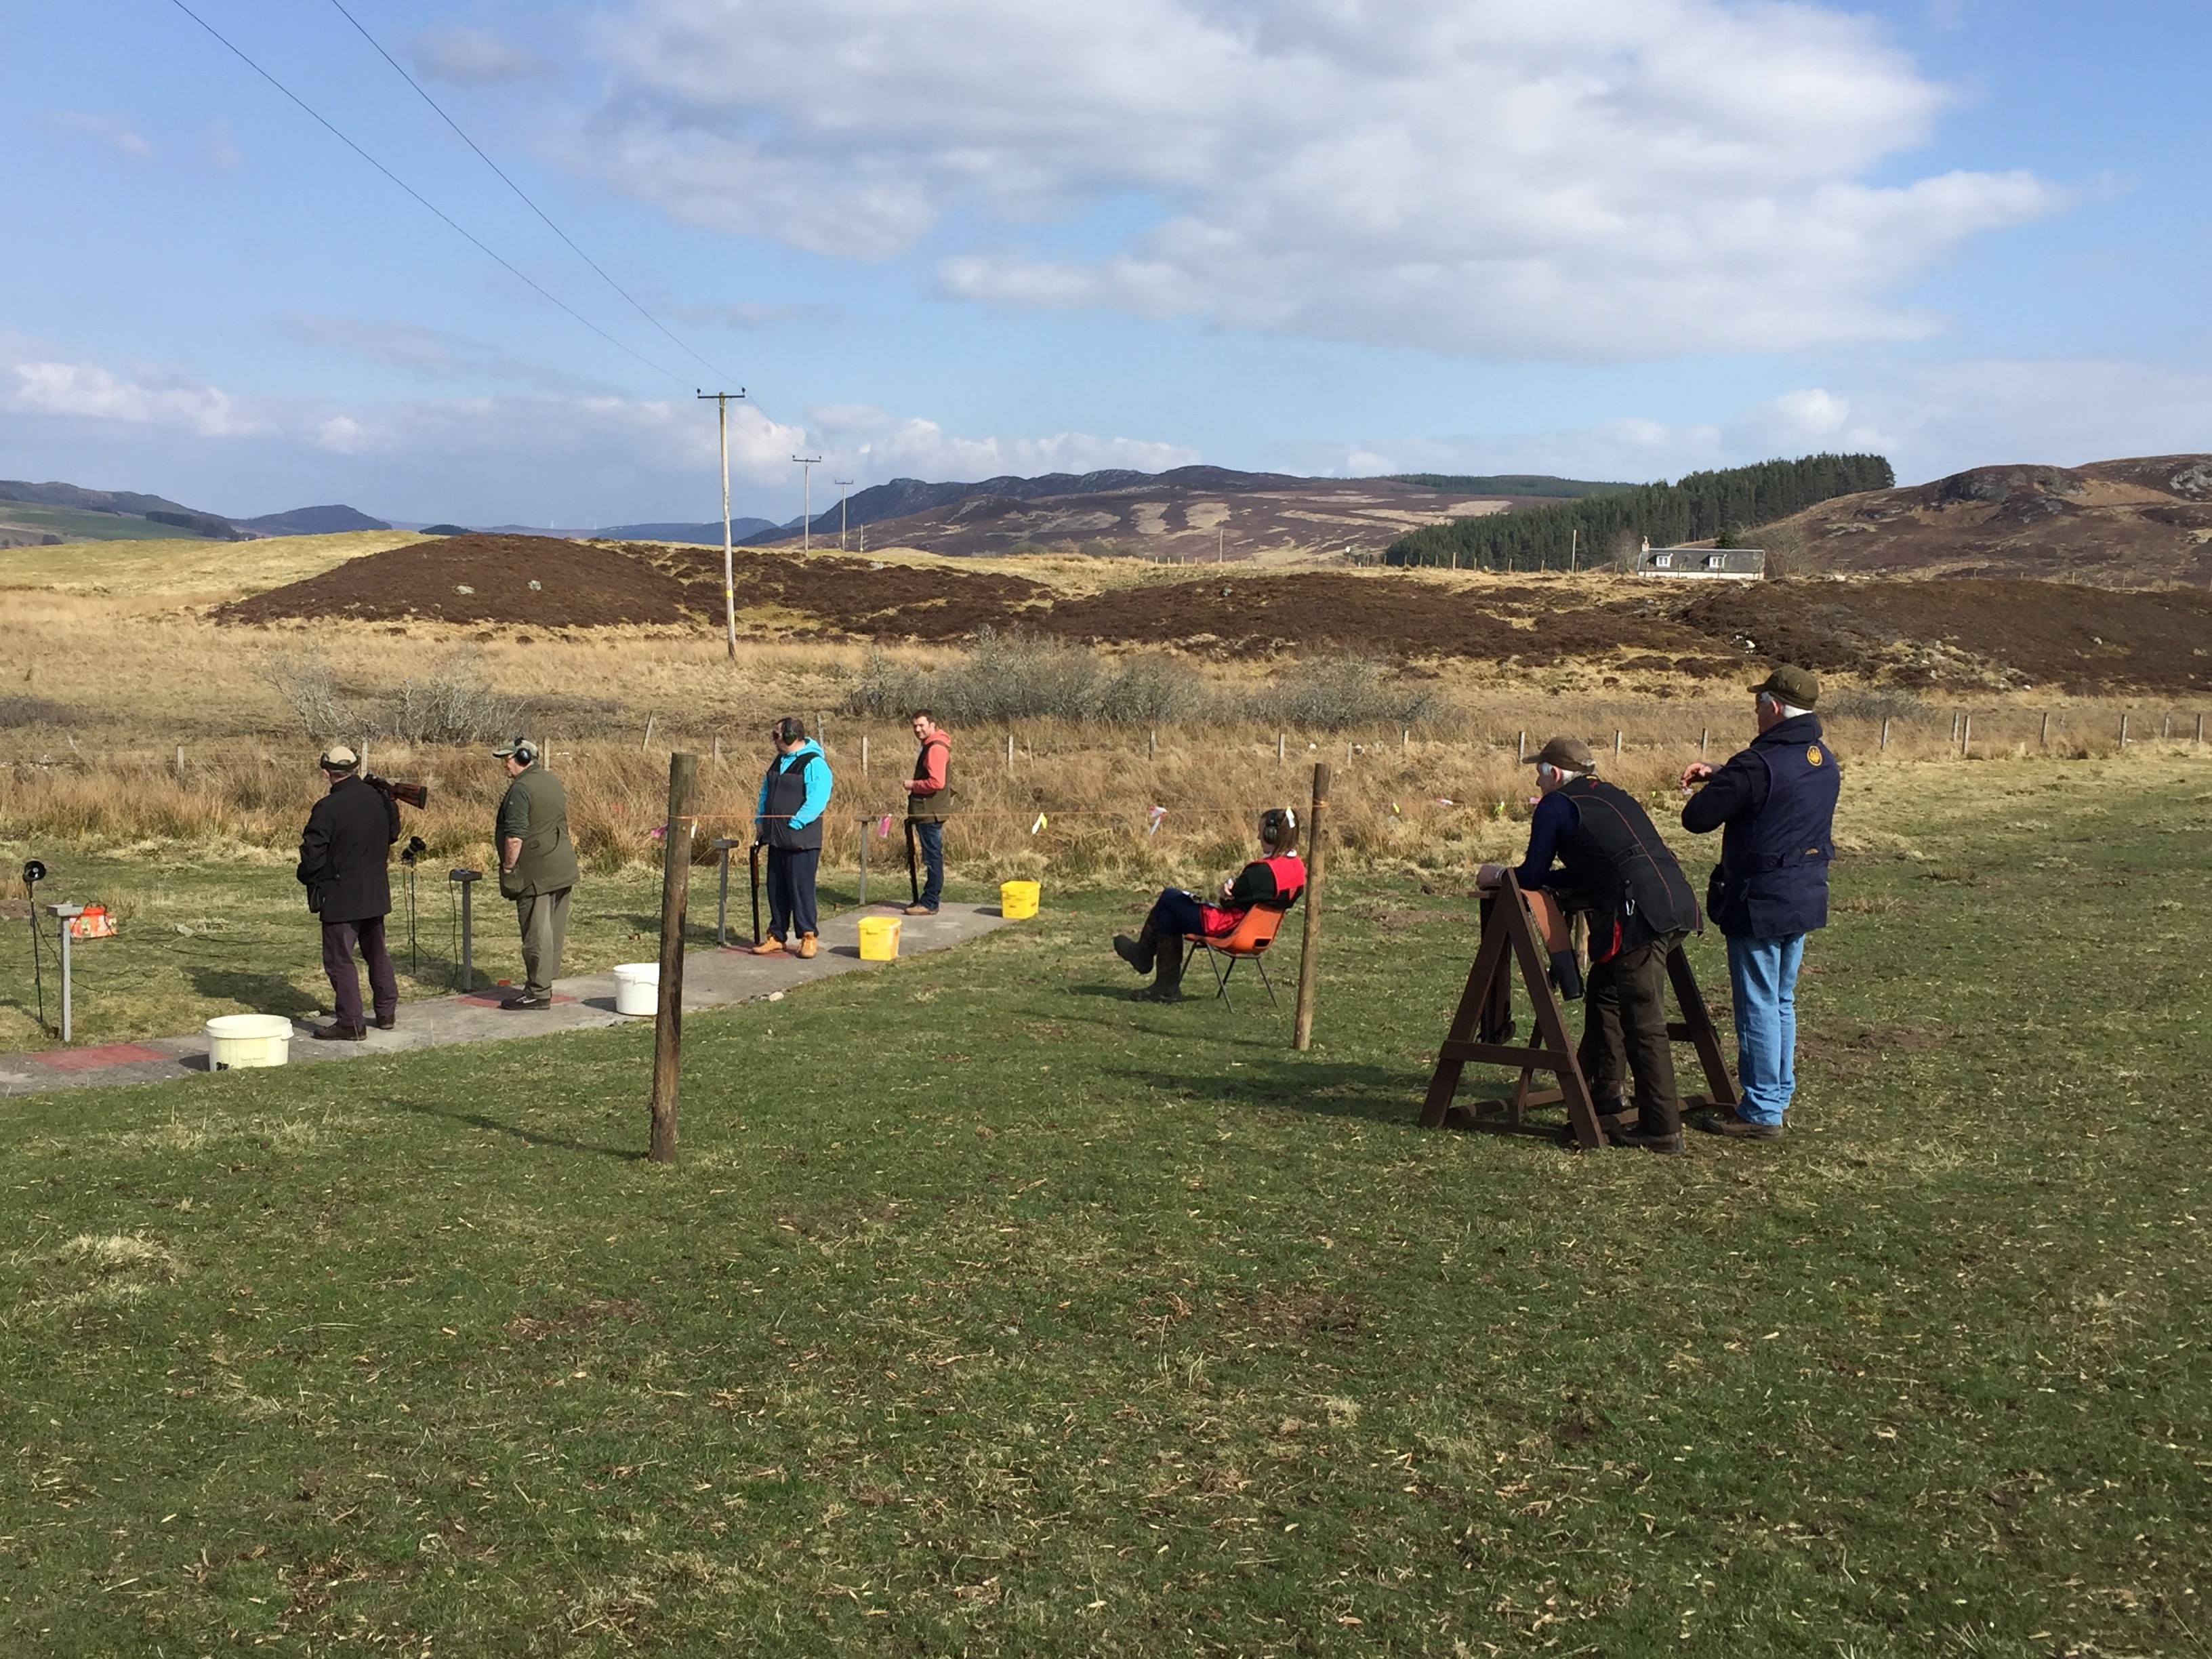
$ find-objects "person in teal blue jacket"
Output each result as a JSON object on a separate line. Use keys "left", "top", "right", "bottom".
{"left": 752, "top": 718, "right": 833, "bottom": 958}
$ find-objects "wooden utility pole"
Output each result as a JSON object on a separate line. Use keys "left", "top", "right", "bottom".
{"left": 649, "top": 752, "right": 698, "bottom": 1165}
{"left": 697, "top": 390, "right": 746, "bottom": 660}
{"left": 834, "top": 478, "right": 853, "bottom": 550}
{"left": 1293, "top": 762, "right": 1329, "bottom": 1052}
{"left": 792, "top": 455, "right": 823, "bottom": 553}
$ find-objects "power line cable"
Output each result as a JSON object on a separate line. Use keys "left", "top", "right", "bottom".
{"left": 326, "top": 0, "right": 737, "bottom": 387}
{"left": 165, "top": 0, "right": 687, "bottom": 388}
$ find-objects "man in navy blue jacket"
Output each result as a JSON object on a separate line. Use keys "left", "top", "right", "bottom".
{"left": 1679, "top": 665, "right": 1839, "bottom": 1140}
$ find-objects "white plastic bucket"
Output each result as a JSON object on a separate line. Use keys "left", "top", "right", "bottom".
{"left": 205, "top": 1013, "right": 294, "bottom": 1069}
{"left": 613, "top": 962, "right": 659, "bottom": 1017}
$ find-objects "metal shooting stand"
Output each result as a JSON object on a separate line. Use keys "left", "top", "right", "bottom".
{"left": 710, "top": 838, "right": 739, "bottom": 946}
{"left": 449, "top": 867, "right": 483, "bottom": 991}
{"left": 45, "top": 902, "right": 84, "bottom": 1044}
{"left": 1418, "top": 872, "right": 1738, "bottom": 1149}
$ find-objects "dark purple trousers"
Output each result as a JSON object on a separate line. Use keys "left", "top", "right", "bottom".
{"left": 322, "top": 916, "right": 398, "bottom": 1031}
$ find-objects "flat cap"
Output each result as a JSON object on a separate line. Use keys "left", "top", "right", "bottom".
{"left": 491, "top": 736, "right": 537, "bottom": 762}
{"left": 1749, "top": 664, "right": 1820, "bottom": 708}
{"left": 1527, "top": 735, "right": 1595, "bottom": 772}
{"left": 318, "top": 745, "right": 359, "bottom": 772}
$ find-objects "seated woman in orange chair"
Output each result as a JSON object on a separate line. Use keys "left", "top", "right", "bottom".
{"left": 1113, "top": 807, "right": 1304, "bottom": 1002}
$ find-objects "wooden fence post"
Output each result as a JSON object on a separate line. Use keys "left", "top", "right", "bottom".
{"left": 1517, "top": 731, "right": 1526, "bottom": 762}
{"left": 2040, "top": 711, "right": 2049, "bottom": 749}
{"left": 649, "top": 751, "right": 697, "bottom": 1166}
{"left": 1880, "top": 718, "right": 1890, "bottom": 752}
{"left": 1961, "top": 713, "right": 1971, "bottom": 757}
{"left": 2120, "top": 712, "right": 2129, "bottom": 747}
{"left": 862, "top": 734, "right": 869, "bottom": 775}
{"left": 1277, "top": 733, "right": 1285, "bottom": 764}
{"left": 1293, "top": 762, "right": 1330, "bottom": 1052}
{"left": 1613, "top": 729, "right": 1622, "bottom": 759}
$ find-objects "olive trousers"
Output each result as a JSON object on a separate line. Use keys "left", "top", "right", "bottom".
{"left": 514, "top": 887, "right": 571, "bottom": 998}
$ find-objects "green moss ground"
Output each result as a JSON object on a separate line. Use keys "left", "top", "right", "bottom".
{"left": 1, "top": 758, "right": 2206, "bottom": 1654}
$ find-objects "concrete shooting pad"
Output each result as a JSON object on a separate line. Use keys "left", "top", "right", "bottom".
{"left": 0, "top": 903, "right": 1008, "bottom": 1099}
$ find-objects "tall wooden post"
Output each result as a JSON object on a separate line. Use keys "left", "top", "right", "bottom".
{"left": 1293, "top": 762, "right": 1329, "bottom": 1052}
{"left": 650, "top": 752, "right": 697, "bottom": 1166}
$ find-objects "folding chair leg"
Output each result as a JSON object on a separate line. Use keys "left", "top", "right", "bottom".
{"left": 1253, "top": 954, "right": 1278, "bottom": 1008}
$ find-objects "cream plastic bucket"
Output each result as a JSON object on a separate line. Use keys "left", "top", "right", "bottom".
{"left": 613, "top": 962, "right": 659, "bottom": 1017}
{"left": 205, "top": 1013, "right": 294, "bottom": 1069}
{"left": 1000, "top": 880, "right": 1040, "bottom": 919}
{"left": 857, "top": 916, "right": 901, "bottom": 961}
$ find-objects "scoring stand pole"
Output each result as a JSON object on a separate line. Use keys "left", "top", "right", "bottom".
{"left": 710, "top": 838, "right": 739, "bottom": 947}
{"left": 48, "top": 902, "right": 84, "bottom": 1044}
{"left": 449, "top": 868, "right": 482, "bottom": 991}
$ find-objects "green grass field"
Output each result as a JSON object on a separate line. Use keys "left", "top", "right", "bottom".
{"left": 0, "top": 848, "right": 876, "bottom": 1050}
{"left": 0, "top": 504, "right": 207, "bottom": 544}
{"left": 0, "top": 758, "right": 2205, "bottom": 1655}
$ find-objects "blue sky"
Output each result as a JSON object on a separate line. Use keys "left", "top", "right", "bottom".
{"left": 5, "top": 0, "right": 2209, "bottom": 525}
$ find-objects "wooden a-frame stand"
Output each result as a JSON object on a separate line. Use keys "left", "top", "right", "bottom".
{"left": 1418, "top": 872, "right": 1740, "bottom": 1149}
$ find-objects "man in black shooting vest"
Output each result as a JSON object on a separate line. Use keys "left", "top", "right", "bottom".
{"left": 1680, "top": 665, "right": 1839, "bottom": 1141}
{"left": 295, "top": 744, "right": 401, "bottom": 1040}
{"left": 1479, "top": 736, "right": 1700, "bottom": 1152}
{"left": 494, "top": 737, "right": 579, "bottom": 1010}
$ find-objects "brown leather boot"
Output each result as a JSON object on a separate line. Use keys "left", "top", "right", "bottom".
{"left": 796, "top": 933, "right": 818, "bottom": 959}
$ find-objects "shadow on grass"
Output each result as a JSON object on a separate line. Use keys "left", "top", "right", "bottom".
{"left": 1113, "top": 1057, "right": 1431, "bottom": 1127}
{"left": 186, "top": 966, "right": 322, "bottom": 1018}
{"left": 392, "top": 1097, "right": 644, "bottom": 1162}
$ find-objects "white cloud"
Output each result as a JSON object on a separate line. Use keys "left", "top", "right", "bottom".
{"left": 805, "top": 405, "right": 1199, "bottom": 480}
{"left": 45, "top": 111, "right": 156, "bottom": 160}
{"left": 411, "top": 25, "right": 556, "bottom": 85}
{"left": 572, "top": 0, "right": 2068, "bottom": 357}
{"left": 9, "top": 359, "right": 263, "bottom": 438}
{"left": 278, "top": 314, "right": 590, "bottom": 391}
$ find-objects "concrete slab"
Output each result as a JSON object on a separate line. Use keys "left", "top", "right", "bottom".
{"left": 0, "top": 902, "right": 1008, "bottom": 1099}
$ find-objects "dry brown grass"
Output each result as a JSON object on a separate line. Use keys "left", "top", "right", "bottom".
{"left": 0, "top": 529, "right": 420, "bottom": 598}
{"left": 3, "top": 581, "right": 2196, "bottom": 884}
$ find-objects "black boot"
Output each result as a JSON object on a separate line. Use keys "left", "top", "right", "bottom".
{"left": 1132, "top": 937, "right": 1186, "bottom": 1002}
{"left": 1113, "top": 918, "right": 1158, "bottom": 975}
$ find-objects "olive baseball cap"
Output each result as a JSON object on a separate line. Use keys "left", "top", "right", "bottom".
{"left": 318, "top": 745, "right": 359, "bottom": 772}
{"left": 1527, "top": 735, "right": 1596, "bottom": 771}
{"left": 1748, "top": 664, "right": 1820, "bottom": 708}
{"left": 492, "top": 737, "right": 538, "bottom": 764}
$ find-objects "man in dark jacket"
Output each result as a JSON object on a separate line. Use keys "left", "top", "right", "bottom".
{"left": 1679, "top": 665, "right": 1840, "bottom": 1141}
{"left": 1479, "top": 736, "right": 1701, "bottom": 1152}
{"left": 295, "top": 745, "right": 401, "bottom": 1040}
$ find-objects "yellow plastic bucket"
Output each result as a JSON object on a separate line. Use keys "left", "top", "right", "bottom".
{"left": 1000, "top": 880, "right": 1040, "bottom": 920}
{"left": 857, "top": 916, "right": 901, "bottom": 961}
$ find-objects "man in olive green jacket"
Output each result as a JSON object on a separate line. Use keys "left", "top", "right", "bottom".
{"left": 493, "top": 738, "right": 579, "bottom": 1010}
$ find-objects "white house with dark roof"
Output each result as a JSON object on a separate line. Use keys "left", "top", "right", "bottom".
{"left": 1633, "top": 537, "right": 1765, "bottom": 579}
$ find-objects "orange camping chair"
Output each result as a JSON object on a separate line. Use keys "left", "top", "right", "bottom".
{"left": 1183, "top": 899, "right": 1297, "bottom": 1012}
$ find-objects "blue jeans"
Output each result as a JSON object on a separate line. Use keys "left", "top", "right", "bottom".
{"left": 766, "top": 846, "right": 819, "bottom": 941}
{"left": 1727, "top": 933, "right": 1805, "bottom": 1126}
{"left": 911, "top": 819, "right": 944, "bottom": 909}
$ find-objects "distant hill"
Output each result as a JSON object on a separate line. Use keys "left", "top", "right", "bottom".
{"left": 598, "top": 518, "right": 778, "bottom": 546}
{"left": 238, "top": 504, "right": 390, "bottom": 536}
{"left": 0, "top": 478, "right": 207, "bottom": 518}
{"left": 1388, "top": 473, "right": 1634, "bottom": 499}
{"left": 1763, "top": 454, "right": 2212, "bottom": 588}
{"left": 0, "top": 478, "right": 390, "bottom": 543}
{"left": 757, "top": 464, "right": 1528, "bottom": 560}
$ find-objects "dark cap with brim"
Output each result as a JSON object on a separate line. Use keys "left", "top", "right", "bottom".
{"left": 1527, "top": 735, "right": 1596, "bottom": 772}
{"left": 1748, "top": 664, "right": 1820, "bottom": 708}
